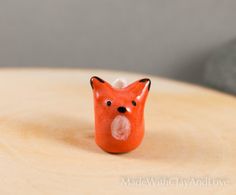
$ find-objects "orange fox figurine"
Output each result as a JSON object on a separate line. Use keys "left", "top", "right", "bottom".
{"left": 90, "top": 76, "right": 151, "bottom": 153}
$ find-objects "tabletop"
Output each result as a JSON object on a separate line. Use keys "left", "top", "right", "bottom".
{"left": 0, "top": 69, "right": 235, "bottom": 195}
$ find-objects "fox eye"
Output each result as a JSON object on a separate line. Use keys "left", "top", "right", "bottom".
{"left": 132, "top": 100, "right": 136, "bottom": 106}
{"left": 106, "top": 100, "right": 112, "bottom": 107}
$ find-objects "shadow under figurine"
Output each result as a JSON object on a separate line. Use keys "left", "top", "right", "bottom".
{"left": 90, "top": 76, "right": 151, "bottom": 153}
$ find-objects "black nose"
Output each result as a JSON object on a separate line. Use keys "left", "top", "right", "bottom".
{"left": 117, "top": 106, "right": 127, "bottom": 113}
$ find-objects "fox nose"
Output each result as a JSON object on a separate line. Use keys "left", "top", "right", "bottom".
{"left": 117, "top": 106, "right": 127, "bottom": 113}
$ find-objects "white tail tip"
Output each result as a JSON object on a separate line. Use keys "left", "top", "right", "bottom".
{"left": 112, "top": 78, "right": 128, "bottom": 89}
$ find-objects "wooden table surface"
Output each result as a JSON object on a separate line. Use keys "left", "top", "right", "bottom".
{"left": 0, "top": 69, "right": 235, "bottom": 195}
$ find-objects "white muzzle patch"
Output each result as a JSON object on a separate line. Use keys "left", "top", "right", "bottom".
{"left": 111, "top": 115, "right": 131, "bottom": 141}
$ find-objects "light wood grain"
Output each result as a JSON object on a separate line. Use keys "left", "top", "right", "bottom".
{"left": 0, "top": 69, "right": 235, "bottom": 195}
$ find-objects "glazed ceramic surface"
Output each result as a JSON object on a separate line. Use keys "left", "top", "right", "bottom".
{"left": 90, "top": 76, "right": 151, "bottom": 153}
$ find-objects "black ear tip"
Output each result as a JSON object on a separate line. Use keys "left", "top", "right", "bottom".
{"left": 139, "top": 78, "right": 151, "bottom": 91}
{"left": 90, "top": 76, "right": 105, "bottom": 89}
{"left": 90, "top": 77, "right": 94, "bottom": 89}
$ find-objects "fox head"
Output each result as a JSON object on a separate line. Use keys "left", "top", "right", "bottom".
{"left": 90, "top": 76, "right": 151, "bottom": 153}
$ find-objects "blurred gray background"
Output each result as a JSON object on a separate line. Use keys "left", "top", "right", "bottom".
{"left": 1, "top": 0, "right": 236, "bottom": 84}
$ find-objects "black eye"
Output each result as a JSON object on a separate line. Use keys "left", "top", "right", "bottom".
{"left": 106, "top": 100, "right": 112, "bottom": 106}
{"left": 132, "top": 100, "right": 136, "bottom": 106}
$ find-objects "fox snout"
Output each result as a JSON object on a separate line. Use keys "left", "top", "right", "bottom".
{"left": 117, "top": 106, "right": 127, "bottom": 113}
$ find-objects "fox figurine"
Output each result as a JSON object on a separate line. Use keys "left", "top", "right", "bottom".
{"left": 90, "top": 76, "right": 151, "bottom": 153}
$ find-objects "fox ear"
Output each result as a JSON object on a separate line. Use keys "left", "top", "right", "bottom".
{"left": 127, "top": 78, "right": 151, "bottom": 98}
{"left": 90, "top": 76, "right": 112, "bottom": 91}
{"left": 90, "top": 76, "right": 105, "bottom": 90}
{"left": 138, "top": 78, "right": 151, "bottom": 91}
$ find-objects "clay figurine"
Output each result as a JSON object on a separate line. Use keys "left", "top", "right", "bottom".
{"left": 90, "top": 76, "right": 151, "bottom": 153}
